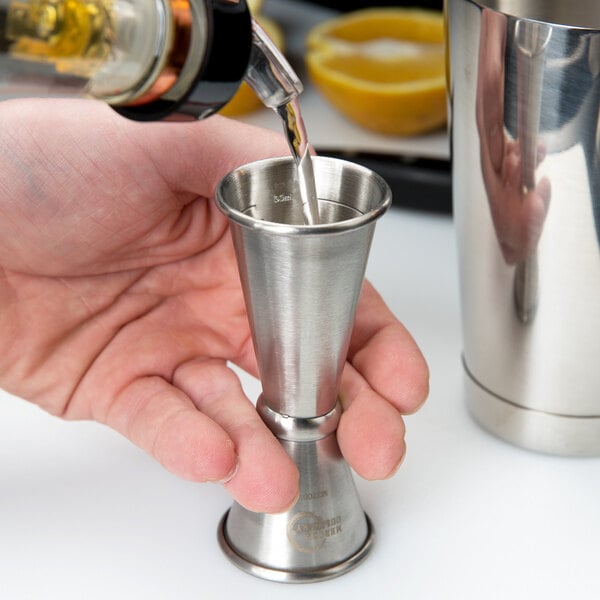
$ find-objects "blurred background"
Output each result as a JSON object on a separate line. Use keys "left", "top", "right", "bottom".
{"left": 308, "top": 0, "right": 443, "bottom": 10}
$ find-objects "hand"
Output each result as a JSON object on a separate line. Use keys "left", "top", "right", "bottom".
{"left": 476, "top": 9, "right": 551, "bottom": 265}
{"left": 0, "top": 98, "right": 428, "bottom": 512}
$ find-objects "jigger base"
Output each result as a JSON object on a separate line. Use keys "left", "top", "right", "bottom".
{"left": 464, "top": 362, "right": 600, "bottom": 456}
{"left": 217, "top": 510, "right": 374, "bottom": 583}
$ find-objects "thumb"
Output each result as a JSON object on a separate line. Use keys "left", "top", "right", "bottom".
{"left": 0, "top": 98, "right": 289, "bottom": 203}
{"left": 127, "top": 113, "right": 291, "bottom": 198}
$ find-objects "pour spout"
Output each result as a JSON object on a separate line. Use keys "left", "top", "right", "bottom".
{"left": 244, "top": 17, "right": 303, "bottom": 109}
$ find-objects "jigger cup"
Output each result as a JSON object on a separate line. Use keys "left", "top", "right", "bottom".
{"left": 214, "top": 155, "right": 391, "bottom": 583}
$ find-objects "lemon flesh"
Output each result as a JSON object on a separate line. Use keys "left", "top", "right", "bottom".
{"left": 306, "top": 8, "right": 447, "bottom": 136}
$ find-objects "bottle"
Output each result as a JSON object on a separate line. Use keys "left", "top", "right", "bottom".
{"left": 0, "top": 0, "right": 302, "bottom": 121}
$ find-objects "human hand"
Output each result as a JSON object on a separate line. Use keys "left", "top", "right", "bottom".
{"left": 0, "top": 98, "right": 428, "bottom": 513}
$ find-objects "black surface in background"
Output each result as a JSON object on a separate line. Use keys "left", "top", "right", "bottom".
{"left": 320, "top": 150, "right": 452, "bottom": 215}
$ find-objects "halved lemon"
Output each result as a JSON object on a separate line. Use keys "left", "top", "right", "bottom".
{"left": 306, "top": 8, "right": 447, "bottom": 136}
{"left": 219, "top": 15, "right": 285, "bottom": 117}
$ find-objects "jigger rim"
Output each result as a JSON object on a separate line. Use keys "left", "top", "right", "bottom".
{"left": 215, "top": 155, "right": 391, "bottom": 235}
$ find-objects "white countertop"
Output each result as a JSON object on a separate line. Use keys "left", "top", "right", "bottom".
{"left": 2, "top": 206, "right": 600, "bottom": 600}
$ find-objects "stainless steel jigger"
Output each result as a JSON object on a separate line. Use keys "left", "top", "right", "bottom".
{"left": 214, "top": 156, "right": 391, "bottom": 583}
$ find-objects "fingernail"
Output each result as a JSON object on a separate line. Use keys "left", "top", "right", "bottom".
{"left": 384, "top": 454, "right": 406, "bottom": 480}
{"left": 270, "top": 490, "right": 300, "bottom": 515}
{"left": 218, "top": 461, "right": 239, "bottom": 484}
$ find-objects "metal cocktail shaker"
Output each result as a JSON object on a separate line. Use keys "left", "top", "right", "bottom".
{"left": 446, "top": 0, "right": 600, "bottom": 455}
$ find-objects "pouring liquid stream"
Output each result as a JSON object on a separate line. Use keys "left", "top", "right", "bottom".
{"left": 276, "top": 97, "right": 320, "bottom": 225}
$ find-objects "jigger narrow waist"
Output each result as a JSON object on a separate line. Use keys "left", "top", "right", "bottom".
{"left": 256, "top": 396, "right": 342, "bottom": 442}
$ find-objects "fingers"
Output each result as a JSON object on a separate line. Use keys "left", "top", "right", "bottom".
{"left": 173, "top": 358, "right": 299, "bottom": 513}
{"left": 101, "top": 362, "right": 299, "bottom": 514}
{"left": 338, "top": 364, "right": 407, "bottom": 480}
{"left": 339, "top": 282, "right": 429, "bottom": 480}
{"left": 103, "top": 375, "right": 239, "bottom": 483}
{"left": 141, "top": 114, "right": 291, "bottom": 199}
{"left": 0, "top": 98, "right": 290, "bottom": 205}
{"left": 347, "top": 282, "right": 429, "bottom": 415}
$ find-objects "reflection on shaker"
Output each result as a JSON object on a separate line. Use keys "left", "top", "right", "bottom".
{"left": 448, "top": 0, "right": 600, "bottom": 456}
{"left": 475, "top": 9, "right": 551, "bottom": 322}
{"left": 513, "top": 19, "right": 551, "bottom": 323}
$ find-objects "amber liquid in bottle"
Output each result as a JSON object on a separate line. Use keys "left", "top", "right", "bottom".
{"left": 5, "top": 0, "right": 113, "bottom": 76}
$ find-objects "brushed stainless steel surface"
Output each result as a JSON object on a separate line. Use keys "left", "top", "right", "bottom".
{"left": 465, "top": 362, "right": 600, "bottom": 456}
{"left": 218, "top": 512, "right": 374, "bottom": 584}
{"left": 215, "top": 156, "right": 389, "bottom": 581}
{"left": 219, "top": 427, "right": 373, "bottom": 583}
{"left": 447, "top": 0, "right": 600, "bottom": 454}
{"left": 217, "top": 156, "right": 390, "bottom": 419}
